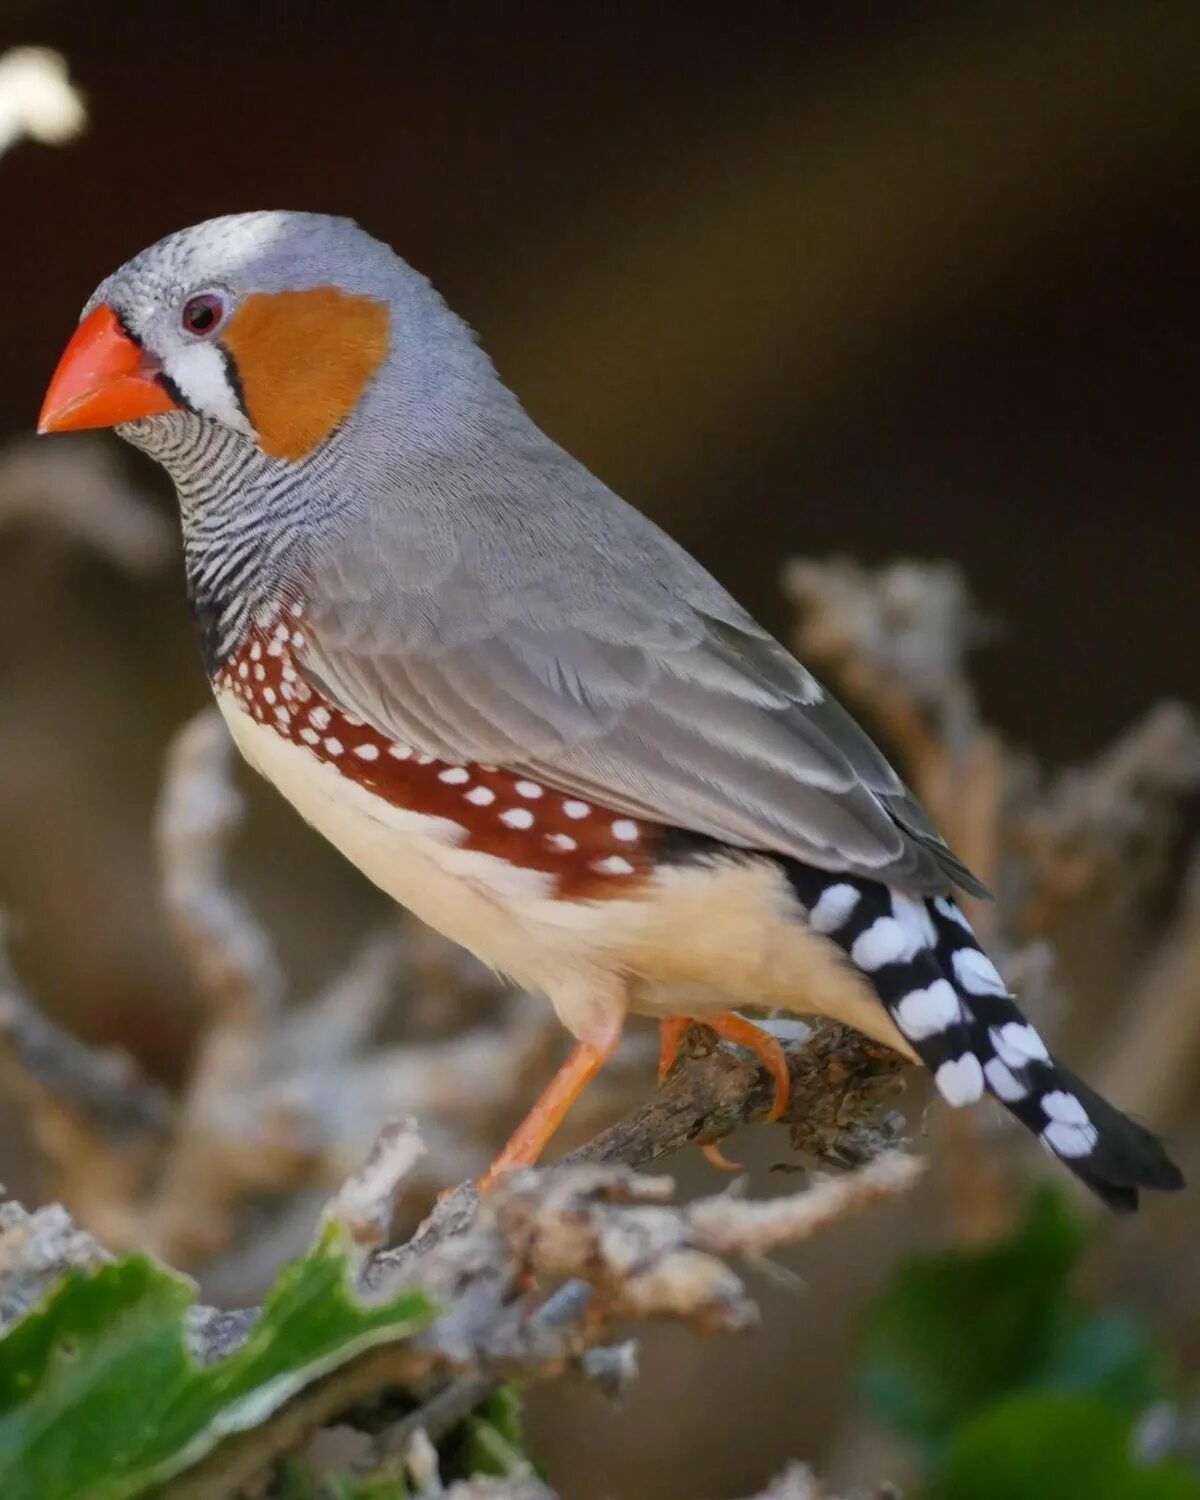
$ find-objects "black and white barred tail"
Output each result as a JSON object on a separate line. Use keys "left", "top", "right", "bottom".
{"left": 784, "top": 864, "right": 1185, "bottom": 1212}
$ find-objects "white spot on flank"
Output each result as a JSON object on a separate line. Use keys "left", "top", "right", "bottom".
{"left": 292, "top": 631, "right": 305, "bottom": 648}
{"left": 985, "top": 1057, "right": 1027, "bottom": 1102}
{"left": 851, "top": 917, "right": 909, "bottom": 971}
{"left": 263, "top": 687, "right": 277, "bottom": 705}
{"left": 546, "top": 832, "right": 576, "bottom": 851}
{"left": 273, "top": 705, "right": 291, "bottom": 725}
{"left": 254, "top": 664, "right": 266, "bottom": 681}
{"left": 388, "top": 745, "right": 412, "bottom": 760}
{"left": 309, "top": 706, "right": 331, "bottom": 731}
{"left": 416, "top": 753, "right": 436, "bottom": 766}
{"left": 290, "top": 601, "right": 304, "bottom": 617}
{"left": 343, "top": 714, "right": 364, "bottom": 727}
{"left": 611, "top": 819, "right": 639, "bottom": 842}
{"left": 500, "top": 807, "right": 535, "bottom": 830}
{"left": 563, "top": 800, "right": 590, "bottom": 820}
{"left": 808, "top": 883, "right": 860, "bottom": 934}
{"left": 952, "top": 947, "right": 1008, "bottom": 996}
{"left": 238, "top": 662, "right": 249, "bottom": 679}
{"left": 466, "top": 785, "right": 495, "bottom": 806}
{"left": 354, "top": 743, "right": 380, "bottom": 761}
{"left": 281, "top": 664, "right": 297, "bottom": 682}
{"left": 274, "top": 622, "right": 289, "bottom": 640}
{"left": 594, "top": 855, "right": 635, "bottom": 876}
{"left": 439, "top": 766, "right": 470, "bottom": 784}
{"left": 300, "top": 727, "right": 320, "bottom": 745}
{"left": 1042, "top": 1120, "right": 1099, "bottom": 1158}
{"left": 990, "top": 1022, "right": 1050, "bottom": 1069}
{"left": 935, "top": 1053, "right": 985, "bottom": 1106}
{"left": 514, "top": 780, "right": 543, "bottom": 799}
{"left": 249, "top": 641, "right": 261, "bottom": 661}
{"left": 893, "top": 979, "right": 960, "bottom": 1041}
{"left": 267, "top": 639, "right": 283, "bottom": 657}
{"left": 324, "top": 737, "right": 344, "bottom": 756}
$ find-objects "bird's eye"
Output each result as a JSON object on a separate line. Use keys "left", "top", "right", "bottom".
{"left": 181, "top": 293, "right": 224, "bottom": 337}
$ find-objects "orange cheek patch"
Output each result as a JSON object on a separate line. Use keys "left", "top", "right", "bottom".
{"left": 222, "top": 287, "right": 389, "bottom": 461}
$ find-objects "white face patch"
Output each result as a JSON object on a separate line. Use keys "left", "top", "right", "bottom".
{"left": 935, "top": 1053, "right": 985, "bottom": 1107}
{"left": 165, "top": 340, "right": 256, "bottom": 435}
{"left": 893, "top": 979, "right": 960, "bottom": 1041}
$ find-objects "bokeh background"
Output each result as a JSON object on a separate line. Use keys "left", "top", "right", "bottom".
{"left": 2, "top": 4, "right": 1200, "bottom": 1495}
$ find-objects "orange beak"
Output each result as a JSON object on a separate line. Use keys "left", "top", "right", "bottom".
{"left": 38, "top": 305, "right": 179, "bottom": 434}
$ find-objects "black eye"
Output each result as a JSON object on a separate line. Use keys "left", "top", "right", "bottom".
{"left": 181, "top": 293, "right": 224, "bottom": 336}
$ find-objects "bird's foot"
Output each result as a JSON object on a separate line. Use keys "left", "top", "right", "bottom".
{"left": 476, "top": 1025, "right": 622, "bottom": 1192}
{"left": 657, "top": 1012, "right": 791, "bottom": 1124}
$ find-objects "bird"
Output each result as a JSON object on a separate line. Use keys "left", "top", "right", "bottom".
{"left": 37, "top": 210, "right": 1182, "bottom": 1211}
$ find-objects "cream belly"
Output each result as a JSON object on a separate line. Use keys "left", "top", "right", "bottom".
{"left": 217, "top": 691, "right": 911, "bottom": 1057}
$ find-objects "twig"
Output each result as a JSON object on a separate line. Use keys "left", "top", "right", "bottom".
{"left": 0, "top": 439, "right": 171, "bottom": 572}
{"left": 566, "top": 1021, "right": 906, "bottom": 1171}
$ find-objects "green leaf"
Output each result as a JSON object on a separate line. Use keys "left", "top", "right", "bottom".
{"left": 0, "top": 1226, "right": 436, "bottom": 1500}
{"left": 445, "top": 1383, "right": 533, "bottom": 1480}
{"left": 858, "top": 1188, "right": 1085, "bottom": 1446}
{"left": 271, "top": 1458, "right": 411, "bottom": 1500}
{"left": 927, "top": 1394, "right": 1200, "bottom": 1500}
{"left": 1041, "top": 1308, "right": 1169, "bottom": 1417}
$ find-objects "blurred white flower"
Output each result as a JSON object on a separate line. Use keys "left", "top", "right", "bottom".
{"left": 0, "top": 47, "right": 86, "bottom": 160}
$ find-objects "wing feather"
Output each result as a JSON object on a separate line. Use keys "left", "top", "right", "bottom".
{"left": 292, "top": 476, "right": 985, "bottom": 897}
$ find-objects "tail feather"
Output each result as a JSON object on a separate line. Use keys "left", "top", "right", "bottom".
{"left": 784, "top": 863, "right": 1184, "bottom": 1211}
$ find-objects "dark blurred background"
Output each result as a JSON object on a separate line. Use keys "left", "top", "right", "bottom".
{"left": 2, "top": 4, "right": 1199, "bottom": 1494}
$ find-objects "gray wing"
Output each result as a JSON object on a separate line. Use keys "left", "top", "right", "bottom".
{"left": 295, "top": 468, "right": 984, "bottom": 898}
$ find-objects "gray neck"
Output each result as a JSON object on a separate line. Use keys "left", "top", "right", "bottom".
{"left": 120, "top": 409, "right": 353, "bottom": 671}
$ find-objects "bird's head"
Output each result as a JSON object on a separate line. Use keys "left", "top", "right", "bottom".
{"left": 38, "top": 211, "right": 491, "bottom": 474}
{"left": 38, "top": 212, "right": 505, "bottom": 658}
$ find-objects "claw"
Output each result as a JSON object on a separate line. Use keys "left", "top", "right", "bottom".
{"left": 700, "top": 1140, "right": 744, "bottom": 1173}
{"left": 657, "top": 1012, "right": 792, "bottom": 1124}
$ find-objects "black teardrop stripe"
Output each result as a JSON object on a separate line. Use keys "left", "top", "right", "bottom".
{"left": 655, "top": 830, "right": 1183, "bottom": 1211}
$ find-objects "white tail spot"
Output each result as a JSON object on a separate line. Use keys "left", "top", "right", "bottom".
{"left": 935, "top": 1053, "right": 985, "bottom": 1106}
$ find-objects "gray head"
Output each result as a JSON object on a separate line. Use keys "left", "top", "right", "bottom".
{"left": 50, "top": 210, "right": 500, "bottom": 472}
{"left": 39, "top": 211, "right": 517, "bottom": 657}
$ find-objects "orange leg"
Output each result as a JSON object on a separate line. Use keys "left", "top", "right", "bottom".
{"left": 658, "top": 1016, "right": 691, "bottom": 1082}
{"left": 477, "top": 1025, "right": 622, "bottom": 1192}
{"left": 657, "top": 1013, "right": 792, "bottom": 1124}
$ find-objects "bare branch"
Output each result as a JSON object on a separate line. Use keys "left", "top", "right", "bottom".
{"left": 0, "top": 439, "right": 171, "bottom": 572}
{"left": 566, "top": 1020, "right": 906, "bottom": 1172}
